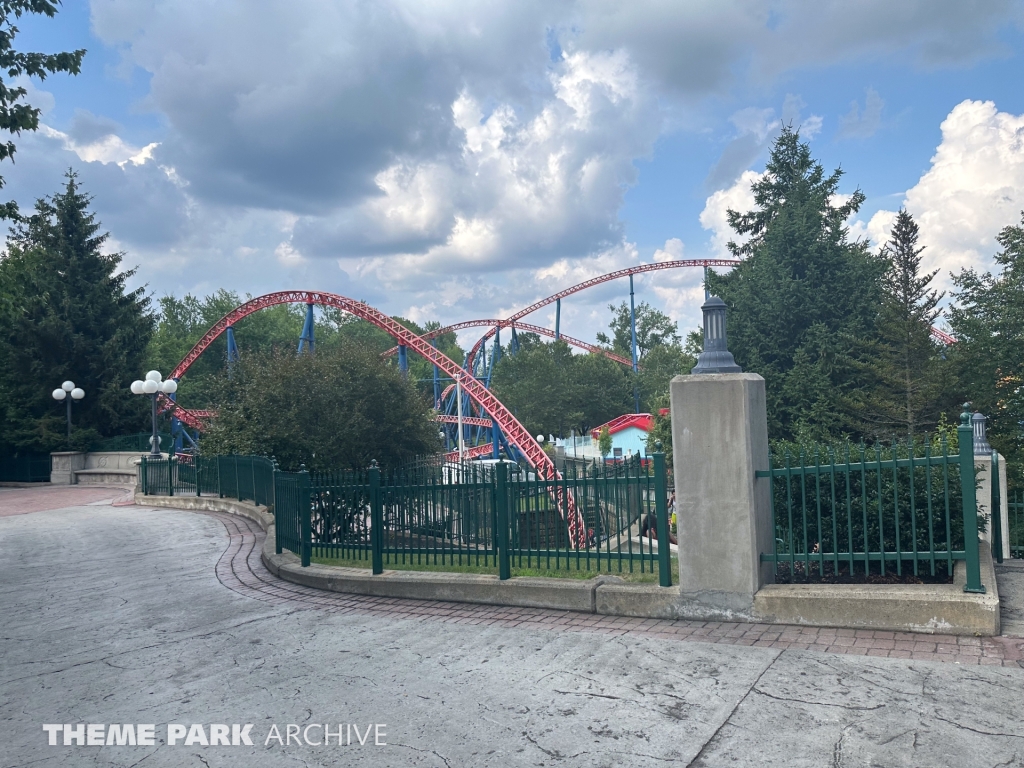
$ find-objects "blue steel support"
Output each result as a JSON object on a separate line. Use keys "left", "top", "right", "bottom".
{"left": 555, "top": 298, "right": 561, "bottom": 341}
{"left": 170, "top": 391, "right": 183, "bottom": 454}
{"left": 629, "top": 274, "right": 640, "bottom": 413}
{"left": 298, "top": 302, "right": 315, "bottom": 354}
{"left": 704, "top": 266, "right": 710, "bottom": 301}
{"left": 397, "top": 344, "right": 408, "bottom": 377}
{"left": 225, "top": 325, "right": 240, "bottom": 372}
{"left": 431, "top": 338, "right": 440, "bottom": 408}
{"left": 510, "top": 324, "right": 520, "bottom": 355}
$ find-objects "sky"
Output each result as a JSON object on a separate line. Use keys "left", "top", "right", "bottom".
{"left": 7, "top": 0, "right": 1024, "bottom": 350}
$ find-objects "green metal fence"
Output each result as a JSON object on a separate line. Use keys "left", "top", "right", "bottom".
{"left": 140, "top": 454, "right": 274, "bottom": 510}
{"left": 0, "top": 453, "right": 51, "bottom": 483}
{"left": 1010, "top": 490, "right": 1023, "bottom": 560}
{"left": 276, "top": 452, "right": 674, "bottom": 585}
{"left": 755, "top": 411, "right": 985, "bottom": 592}
{"left": 92, "top": 432, "right": 173, "bottom": 453}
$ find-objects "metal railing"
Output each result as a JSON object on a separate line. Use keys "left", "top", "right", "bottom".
{"left": 275, "top": 452, "right": 674, "bottom": 585}
{"left": 140, "top": 454, "right": 274, "bottom": 510}
{"left": 755, "top": 412, "right": 985, "bottom": 592}
{"left": 1010, "top": 490, "right": 1023, "bottom": 560}
{"left": 0, "top": 453, "right": 51, "bottom": 483}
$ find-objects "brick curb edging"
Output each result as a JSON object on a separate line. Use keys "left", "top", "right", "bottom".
{"left": 136, "top": 492, "right": 1001, "bottom": 636}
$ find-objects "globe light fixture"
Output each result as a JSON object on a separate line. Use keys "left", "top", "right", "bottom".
{"left": 52, "top": 380, "right": 85, "bottom": 448}
{"left": 130, "top": 370, "right": 178, "bottom": 456}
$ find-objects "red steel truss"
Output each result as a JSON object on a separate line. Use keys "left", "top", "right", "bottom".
{"left": 382, "top": 319, "right": 634, "bottom": 367}
{"left": 167, "top": 291, "right": 588, "bottom": 545}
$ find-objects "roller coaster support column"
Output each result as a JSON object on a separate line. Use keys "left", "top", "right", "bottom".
{"left": 432, "top": 338, "right": 440, "bottom": 407}
{"left": 225, "top": 325, "right": 240, "bottom": 374}
{"left": 491, "top": 327, "right": 502, "bottom": 458}
{"left": 555, "top": 299, "right": 561, "bottom": 341}
{"left": 397, "top": 344, "right": 408, "bottom": 377}
{"left": 629, "top": 274, "right": 640, "bottom": 413}
{"left": 170, "top": 391, "right": 182, "bottom": 454}
{"left": 456, "top": 373, "right": 465, "bottom": 461}
{"left": 298, "top": 302, "right": 315, "bottom": 354}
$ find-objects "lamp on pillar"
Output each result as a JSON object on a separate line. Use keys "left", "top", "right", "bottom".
{"left": 972, "top": 412, "right": 991, "bottom": 455}
{"left": 691, "top": 296, "right": 742, "bottom": 374}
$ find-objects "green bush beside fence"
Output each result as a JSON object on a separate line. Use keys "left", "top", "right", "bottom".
{"left": 756, "top": 412, "right": 986, "bottom": 591}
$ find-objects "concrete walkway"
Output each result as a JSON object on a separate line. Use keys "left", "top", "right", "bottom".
{"left": 996, "top": 558, "right": 1024, "bottom": 637}
{"left": 1, "top": 487, "right": 1023, "bottom": 767}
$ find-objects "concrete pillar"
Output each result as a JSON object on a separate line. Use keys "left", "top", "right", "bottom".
{"left": 670, "top": 373, "right": 774, "bottom": 616}
{"left": 50, "top": 451, "right": 86, "bottom": 485}
{"left": 976, "top": 453, "right": 1011, "bottom": 561}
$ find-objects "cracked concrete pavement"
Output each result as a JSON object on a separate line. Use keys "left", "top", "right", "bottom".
{"left": 1, "top": 489, "right": 1023, "bottom": 767}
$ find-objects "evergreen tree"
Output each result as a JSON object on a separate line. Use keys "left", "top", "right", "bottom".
{"left": 855, "top": 209, "right": 948, "bottom": 439}
{"left": 708, "top": 127, "right": 885, "bottom": 441}
{"left": 947, "top": 213, "right": 1024, "bottom": 482}
{"left": 0, "top": 173, "right": 153, "bottom": 452}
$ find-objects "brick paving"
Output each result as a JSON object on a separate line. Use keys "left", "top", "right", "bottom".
{"left": 0, "top": 484, "right": 134, "bottom": 516}
{"left": 205, "top": 509, "right": 1024, "bottom": 668}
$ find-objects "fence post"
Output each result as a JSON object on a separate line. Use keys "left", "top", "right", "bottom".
{"left": 991, "top": 451, "right": 1003, "bottom": 564}
{"left": 299, "top": 464, "right": 311, "bottom": 568}
{"left": 168, "top": 456, "right": 175, "bottom": 497}
{"left": 141, "top": 456, "right": 148, "bottom": 495}
{"left": 273, "top": 462, "right": 283, "bottom": 556}
{"left": 495, "top": 461, "right": 511, "bottom": 581}
{"left": 652, "top": 444, "right": 672, "bottom": 587}
{"left": 369, "top": 461, "right": 383, "bottom": 575}
{"left": 218, "top": 456, "right": 224, "bottom": 498}
{"left": 959, "top": 405, "right": 985, "bottom": 593}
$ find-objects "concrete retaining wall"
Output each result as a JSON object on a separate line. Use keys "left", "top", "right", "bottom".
{"left": 136, "top": 493, "right": 1004, "bottom": 635}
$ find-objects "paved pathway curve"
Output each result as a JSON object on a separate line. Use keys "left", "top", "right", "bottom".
{"left": 209, "top": 509, "right": 1024, "bottom": 667}
{"left": 0, "top": 488, "right": 1022, "bottom": 768}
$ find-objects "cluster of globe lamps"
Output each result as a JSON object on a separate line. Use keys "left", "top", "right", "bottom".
{"left": 130, "top": 371, "right": 177, "bottom": 456}
{"left": 51, "top": 380, "right": 85, "bottom": 448}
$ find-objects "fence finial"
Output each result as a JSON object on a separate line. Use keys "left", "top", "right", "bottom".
{"left": 654, "top": 440, "right": 663, "bottom": 452}
{"left": 370, "top": 459, "right": 379, "bottom": 469}
{"left": 960, "top": 403, "right": 972, "bottom": 429}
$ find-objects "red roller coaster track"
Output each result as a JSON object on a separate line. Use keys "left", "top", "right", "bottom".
{"left": 383, "top": 319, "right": 635, "bottom": 368}
{"left": 165, "top": 291, "right": 588, "bottom": 544}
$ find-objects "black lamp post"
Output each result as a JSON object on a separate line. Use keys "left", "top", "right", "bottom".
{"left": 51, "top": 380, "right": 85, "bottom": 449}
{"left": 691, "top": 296, "right": 742, "bottom": 374}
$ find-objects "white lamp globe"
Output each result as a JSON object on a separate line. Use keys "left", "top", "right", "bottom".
{"left": 536, "top": 434, "right": 545, "bottom": 443}
{"left": 52, "top": 388, "right": 67, "bottom": 401}
{"left": 130, "top": 380, "right": 145, "bottom": 395}
{"left": 145, "top": 370, "right": 162, "bottom": 382}
{"left": 71, "top": 388, "right": 85, "bottom": 400}
{"left": 142, "top": 379, "right": 159, "bottom": 394}
{"left": 62, "top": 380, "right": 75, "bottom": 392}
{"left": 160, "top": 379, "right": 177, "bottom": 394}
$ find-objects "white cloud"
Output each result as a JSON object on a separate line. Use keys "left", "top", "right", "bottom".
{"left": 699, "top": 170, "right": 761, "bottom": 257}
{"left": 839, "top": 87, "right": 885, "bottom": 139}
{"left": 39, "top": 124, "right": 159, "bottom": 167}
{"left": 868, "top": 99, "right": 1024, "bottom": 289}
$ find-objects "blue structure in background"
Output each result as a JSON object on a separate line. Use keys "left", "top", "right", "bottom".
{"left": 297, "top": 302, "right": 315, "bottom": 354}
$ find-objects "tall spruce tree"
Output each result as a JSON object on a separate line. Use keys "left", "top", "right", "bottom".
{"left": 855, "top": 209, "right": 947, "bottom": 439}
{"left": 708, "top": 127, "right": 884, "bottom": 442}
{"left": 947, "top": 212, "right": 1024, "bottom": 481}
{"left": 0, "top": 172, "right": 153, "bottom": 452}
